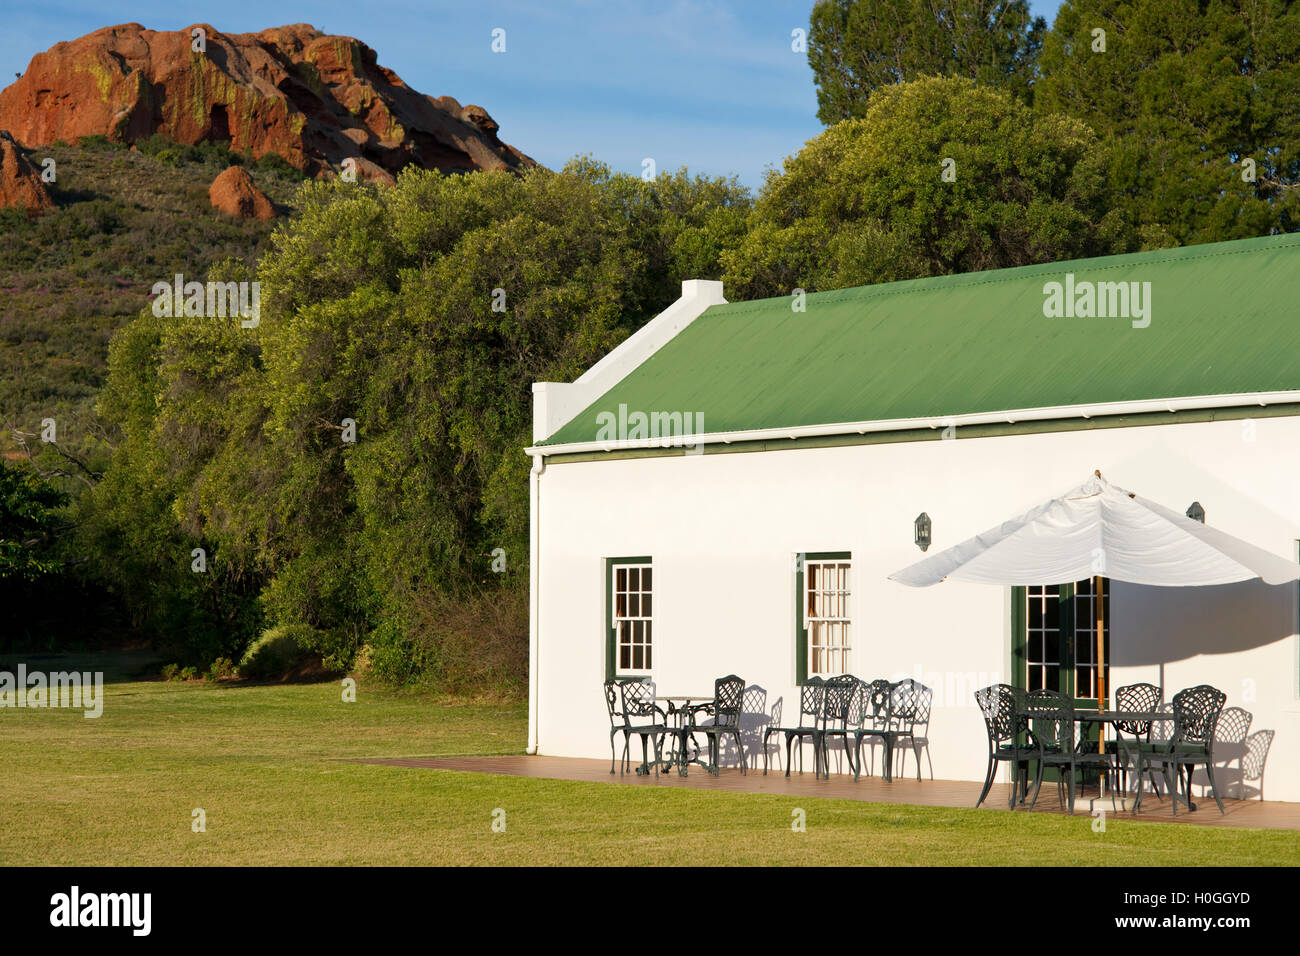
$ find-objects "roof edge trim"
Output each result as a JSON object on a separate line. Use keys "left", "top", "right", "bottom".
{"left": 526, "top": 391, "right": 1300, "bottom": 457}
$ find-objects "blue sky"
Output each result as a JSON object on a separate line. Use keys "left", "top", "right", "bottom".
{"left": 1, "top": 1, "right": 1063, "bottom": 191}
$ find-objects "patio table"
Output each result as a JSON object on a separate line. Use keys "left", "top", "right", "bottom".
{"left": 1011, "top": 707, "right": 1182, "bottom": 812}
{"left": 657, "top": 695, "right": 714, "bottom": 776}
{"left": 1074, "top": 709, "right": 1193, "bottom": 812}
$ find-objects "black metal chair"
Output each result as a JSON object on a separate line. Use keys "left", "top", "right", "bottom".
{"left": 1111, "top": 682, "right": 1165, "bottom": 799}
{"left": 973, "top": 683, "right": 1031, "bottom": 808}
{"left": 1137, "top": 684, "right": 1227, "bottom": 815}
{"left": 762, "top": 677, "right": 825, "bottom": 776}
{"left": 815, "top": 674, "right": 860, "bottom": 779}
{"left": 891, "top": 679, "right": 934, "bottom": 782}
{"left": 849, "top": 678, "right": 932, "bottom": 782}
{"left": 849, "top": 679, "right": 892, "bottom": 780}
{"left": 1023, "top": 688, "right": 1114, "bottom": 815}
{"left": 613, "top": 679, "right": 668, "bottom": 776}
{"left": 687, "top": 674, "right": 746, "bottom": 775}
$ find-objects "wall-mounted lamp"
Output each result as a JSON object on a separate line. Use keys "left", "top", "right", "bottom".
{"left": 914, "top": 512, "right": 932, "bottom": 551}
{"left": 1186, "top": 501, "right": 1205, "bottom": 523}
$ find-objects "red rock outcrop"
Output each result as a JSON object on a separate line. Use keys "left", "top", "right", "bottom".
{"left": 0, "top": 23, "right": 535, "bottom": 179}
{"left": 209, "top": 165, "right": 274, "bottom": 219}
{"left": 0, "top": 129, "right": 54, "bottom": 216}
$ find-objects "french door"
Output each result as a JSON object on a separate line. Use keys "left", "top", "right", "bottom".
{"left": 1012, "top": 579, "right": 1111, "bottom": 776}
{"left": 1013, "top": 578, "right": 1110, "bottom": 707}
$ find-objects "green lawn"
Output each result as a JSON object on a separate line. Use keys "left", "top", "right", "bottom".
{"left": 2, "top": 653, "right": 1298, "bottom": 865}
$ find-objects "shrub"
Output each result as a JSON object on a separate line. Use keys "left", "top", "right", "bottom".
{"left": 286, "top": 624, "right": 358, "bottom": 674}
{"left": 255, "top": 152, "right": 304, "bottom": 178}
{"left": 205, "top": 657, "right": 236, "bottom": 681}
{"left": 161, "top": 663, "right": 180, "bottom": 681}
{"left": 179, "top": 665, "right": 198, "bottom": 680}
{"left": 369, "top": 585, "right": 527, "bottom": 696}
{"left": 133, "top": 134, "right": 175, "bottom": 157}
{"left": 238, "top": 625, "right": 312, "bottom": 680}
{"left": 349, "top": 643, "right": 374, "bottom": 678}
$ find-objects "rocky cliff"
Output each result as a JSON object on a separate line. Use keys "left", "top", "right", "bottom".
{"left": 0, "top": 23, "right": 534, "bottom": 178}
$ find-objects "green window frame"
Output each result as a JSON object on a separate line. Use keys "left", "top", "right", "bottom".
{"left": 605, "top": 556, "right": 652, "bottom": 681}
{"left": 795, "top": 551, "right": 852, "bottom": 684}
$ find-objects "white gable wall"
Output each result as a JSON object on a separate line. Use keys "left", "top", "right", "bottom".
{"left": 533, "top": 415, "right": 1300, "bottom": 801}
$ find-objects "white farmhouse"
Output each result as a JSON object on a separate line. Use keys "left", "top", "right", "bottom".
{"left": 525, "top": 234, "right": 1300, "bottom": 803}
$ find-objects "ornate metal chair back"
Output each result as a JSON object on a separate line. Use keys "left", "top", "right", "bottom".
{"left": 1024, "top": 688, "right": 1074, "bottom": 752}
{"left": 820, "top": 675, "right": 858, "bottom": 730}
{"left": 1113, "top": 682, "right": 1162, "bottom": 737}
{"left": 1172, "top": 684, "right": 1226, "bottom": 747}
{"left": 974, "top": 683, "right": 1020, "bottom": 746}
{"left": 618, "top": 678, "right": 658, "bottom": 727}
{"left": 844, "top": 679, "right": 869, "bottom": 729}
{"left": 798, "top": 677, "right": 826, "bottom": 726}
{"left": 864, "top": 679, "right": 892, "bottom": 729}
{"left": 889, "top": 678, "right": 932, "bottom": 731}
{"left": 712, "top": 674, "right": 744, "bottom": 730}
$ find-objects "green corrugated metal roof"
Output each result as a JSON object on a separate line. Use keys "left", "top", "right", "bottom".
{"left": 541, "top": 234, "right": 1300, "bottom": 446}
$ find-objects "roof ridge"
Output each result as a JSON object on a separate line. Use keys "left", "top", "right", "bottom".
{"left": 713, "top": 233, "right": 1300, "bottom": 315}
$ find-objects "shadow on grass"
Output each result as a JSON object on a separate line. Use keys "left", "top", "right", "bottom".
{"left": 0, "top": 650, "right": 162, "bottom": 685}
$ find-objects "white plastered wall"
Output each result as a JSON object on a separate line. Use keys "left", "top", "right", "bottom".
{"left": 533, "top": 415, "right": 1300, "bottom": 801}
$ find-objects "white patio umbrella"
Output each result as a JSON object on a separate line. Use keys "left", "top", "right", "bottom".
{"left": 890, "top": 471, "right": 1300, "bottom": 589}
{"left": 890, "top": 471, "right": 1300, "bottom": 711}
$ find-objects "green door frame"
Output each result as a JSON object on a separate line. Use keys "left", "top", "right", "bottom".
{"left": 1012, "top": 582, "right": 1108, "bottom": 762}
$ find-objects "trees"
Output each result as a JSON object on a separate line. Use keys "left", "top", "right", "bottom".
{"left": 1036, "top": 0, "right": 1300, "bottom": 244}
{"left": 723, "top": 76, "right": 1133, "bottom": 299}
{"left": 808, "top": 0, "right": 1046, "bottom": 123}
{"left": 90, "top": 163, "right": 749, "bottom": 679}
{"left": 0, "top": 462, "right": 68, "bottom": 581}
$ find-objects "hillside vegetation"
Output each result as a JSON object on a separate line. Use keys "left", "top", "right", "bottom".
{"left": 0, "top": 137, "right": 304, "bottom": 462}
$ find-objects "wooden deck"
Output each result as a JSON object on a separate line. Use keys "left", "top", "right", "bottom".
{"left": 352, "top": 754, "right": 1300, "bottom": 830}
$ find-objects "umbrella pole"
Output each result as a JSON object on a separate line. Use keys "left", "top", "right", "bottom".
{"left": 1095, "top": 575, "right": 1106, "bottom": 706}
{"left": 1095, "top": 575, "right": 1106, "bottom": 754}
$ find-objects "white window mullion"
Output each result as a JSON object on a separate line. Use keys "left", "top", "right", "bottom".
{"left": 613, "top": 562, "right": 653, "bottom": 676}
{"left": 805, "top": 558, "right": 852, "bottom": 678}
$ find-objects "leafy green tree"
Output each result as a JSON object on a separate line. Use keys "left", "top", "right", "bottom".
{"left": 0, "top": 462, "right": 69, "bottom": 581}
{"left": 1036, "top": 0, "right": 1300, "bottom": 245}
{"left": 808, "top": 0, "right": 1046, "bottom": 123}
{"left": 84, "top": 278, "right": 263, "bottom": 663}
{"left": 723, "top": 75, "right": 1133, "bottom": 298}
